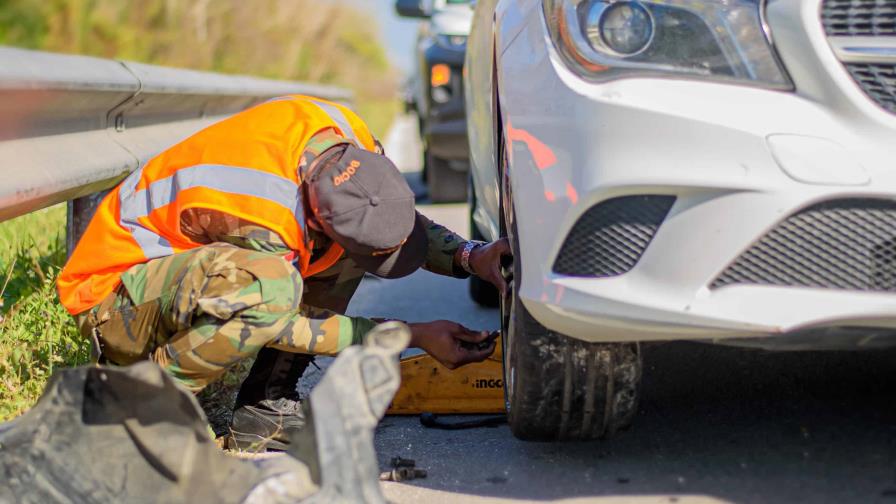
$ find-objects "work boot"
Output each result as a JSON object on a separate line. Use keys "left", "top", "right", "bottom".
{"left": 229, "top": 397, "right": 305, "bottom": 452}
{"left": 230, "top": 348, "right": 313, "bottom": 452}
{"left": 234, "top": 347, "right": 314, "bottom": 409}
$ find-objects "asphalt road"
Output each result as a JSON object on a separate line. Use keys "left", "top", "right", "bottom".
{"left": 330, "top": 116, "right": 896, "bottom": 503}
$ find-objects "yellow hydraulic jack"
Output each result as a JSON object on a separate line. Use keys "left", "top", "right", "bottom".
{"left": 387, "top": 334, "right": 505, "bottom": 415}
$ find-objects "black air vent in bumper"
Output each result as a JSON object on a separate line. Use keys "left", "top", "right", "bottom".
{"left": 822, "top": 0, "right": 896, "bottom": 36}
{"left": 845, "top": 63, "right": 896, "bottom": 114}
{"left": 553, "top": 195, "right": 676, "bottom": 277}
{"left": 712, "top": 199, "right": 896, "bottom": 292}
{"left": 821, "top": 0, "right": 896, "bottom": 115}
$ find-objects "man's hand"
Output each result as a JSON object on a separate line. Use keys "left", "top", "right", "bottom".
{"left": 408, "top": 321, "right": 496, "bottom": 370}
{"left": 468, "top": 238, "right": 513, "bottom": 294}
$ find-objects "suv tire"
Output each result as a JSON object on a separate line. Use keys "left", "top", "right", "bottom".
{"left": 427, "top": 151, "right": 467, "bottom": 203}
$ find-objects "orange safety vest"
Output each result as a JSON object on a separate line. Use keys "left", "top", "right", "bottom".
{"left": 58, "top": 95, "right": 376, "bottom": 315}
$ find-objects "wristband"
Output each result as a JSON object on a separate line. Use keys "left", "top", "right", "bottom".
{"left": 460, "top": 240, "right": 486, "bottom": 275}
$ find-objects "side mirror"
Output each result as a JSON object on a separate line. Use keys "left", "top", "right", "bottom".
{"left": 395, "top": 0, "right": 430, "bottom": 19}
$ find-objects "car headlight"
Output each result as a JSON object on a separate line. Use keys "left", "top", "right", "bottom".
{"left": 543, "top": 0, "right": 792, "bottom": 89}
{"left": 435, "top": 34, "right": 468, "bottom": 51}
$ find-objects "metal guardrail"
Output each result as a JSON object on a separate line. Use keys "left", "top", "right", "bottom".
{"left": 0, "top": 46, "right": 352, "bottom": 226}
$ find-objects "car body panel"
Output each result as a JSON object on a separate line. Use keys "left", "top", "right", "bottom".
{"left": 465, "top": 0, "right": 896, "bottom": 349}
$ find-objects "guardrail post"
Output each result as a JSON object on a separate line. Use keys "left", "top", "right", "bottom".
{"left": 66, "top": 191, "right": 109, "bottom": 257}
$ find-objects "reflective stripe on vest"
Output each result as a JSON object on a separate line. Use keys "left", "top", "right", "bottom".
{"left": 311, "top": 101, "right": 360, "bottom": 145}
{"left": 118, "top": 163, "right": 304, "bottom": 259}
{"left": 117, "top": 166, "right": 175, "bottom": 258}
{"left": 266, "top": 95, "right": 361, "bottom": 145}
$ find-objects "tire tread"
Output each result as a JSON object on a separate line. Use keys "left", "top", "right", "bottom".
{"left": 507, "top": 301, "right": 641, "bottom": 441}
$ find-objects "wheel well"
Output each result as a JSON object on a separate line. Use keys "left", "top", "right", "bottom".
{"left": 492, "top": 35, "right": 512, "bottom": 240}
{"left": 492, "top": 35, "right": 504, "bottom": 183}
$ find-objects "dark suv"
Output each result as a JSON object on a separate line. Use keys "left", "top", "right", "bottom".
{"left": 395, "top": 0, "right": 473, "bottom": 202}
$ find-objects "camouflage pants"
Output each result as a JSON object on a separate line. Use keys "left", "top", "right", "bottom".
{"left": 79, "top": 243, "right": 369, "bottom": 392}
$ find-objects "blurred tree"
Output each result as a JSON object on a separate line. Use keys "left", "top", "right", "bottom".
{"left": 0, "top": 0, "right": 398, "bottom": 135}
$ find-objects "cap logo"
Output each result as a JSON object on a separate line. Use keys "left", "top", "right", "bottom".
{"left": 333, "top": 160, "right": 360, "bottom": 187}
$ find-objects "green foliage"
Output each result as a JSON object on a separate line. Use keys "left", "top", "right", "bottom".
{"left": 0, "top": 206, "right": 89, "bottom": 421}
{"left": 357, "top": 98, "right": 403, "bottom": 146}
{"left": 198, "top": 358, "right": 254, "bottom": 437}
{"left": 0, "top": 0, "right": 48, "bottom": 48}
{"left": 0, "top": 0, "right": 399, "bottom": 137}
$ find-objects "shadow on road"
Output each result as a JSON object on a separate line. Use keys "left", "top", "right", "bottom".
{"left": 376, "top": 342, "right": 896, "bottom": 503}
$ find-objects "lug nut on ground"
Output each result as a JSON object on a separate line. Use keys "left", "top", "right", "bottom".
{"left": 379, "top": 467, "right": 428, "bottom": 482}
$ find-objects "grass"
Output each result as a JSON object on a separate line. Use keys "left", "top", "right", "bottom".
{"left": 0, "top": 205, "right": 248, "bottom": 428}
{"left": 0, "top": 205, "right": 243, "bottom": 428}
{"left": 198, "top": 359, "right": 254, "bottom": 437}
{"left": 0, "top": 205, "right": 90, "bottom": 421}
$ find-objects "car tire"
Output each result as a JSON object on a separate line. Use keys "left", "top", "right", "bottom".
{"left": 469, "top": 268, "right": 499, "bottom": 307}
{"left": 500, "top": 165, "right": 641, "bottom": 442}
{"left": 504, "top": 293, "right": 642, "bottom": 441}
{"left": 426, "top": 151, "right": 467, "bottom": 203}
{"left": 468, "top": 178, "right": 500, "bottom": 307}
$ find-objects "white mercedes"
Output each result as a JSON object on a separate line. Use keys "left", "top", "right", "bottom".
{"left": 464, "top": 0, "right": 896, "bottom": 441}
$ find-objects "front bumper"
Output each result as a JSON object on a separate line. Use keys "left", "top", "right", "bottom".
{"left": 499, "top": 0, "right": 896, "bottom": 348}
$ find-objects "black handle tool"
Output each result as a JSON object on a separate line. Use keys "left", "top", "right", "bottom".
{"left": 459, "top": 330, "right": 500, "bottom": 352}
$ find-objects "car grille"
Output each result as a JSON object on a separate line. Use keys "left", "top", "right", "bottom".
{"left": 822, "top": 0, "right": 896, "bottom": 114}
{"left": 553, "top": 195, "right": 675, "bottom": 277}
{"left": 711, "top": 199, "right": 896, "bottom": 292}
{"left": 822, "top": 0, "right": 896, "bottom": 36}
{"left": 845, "top": 63, "right": 896, "bottom": 114}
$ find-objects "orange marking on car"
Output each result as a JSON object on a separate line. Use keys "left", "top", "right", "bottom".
{"left": 565, "top": 182, "right": 578, "bottom": 205}
{"left": 507, "top": 124, "right": 557, "bottom": 170}
{"left": 545, "top": 190, "right": 556, "bottom": 202}
{"left": 554, "top": 285, "right": 565, "bottom": 304}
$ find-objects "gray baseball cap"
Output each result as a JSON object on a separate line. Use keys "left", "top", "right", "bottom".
{"left": 307, "top": 144, "right": 427, "bottom": 279}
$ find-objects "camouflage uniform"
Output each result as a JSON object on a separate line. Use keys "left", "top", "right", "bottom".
{"left": 79, "top": 129, "right": 468, "bottom": 392}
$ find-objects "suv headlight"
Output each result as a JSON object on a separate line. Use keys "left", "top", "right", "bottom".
{"left": 543, "top": 0, "right": 792, "bottom": 89}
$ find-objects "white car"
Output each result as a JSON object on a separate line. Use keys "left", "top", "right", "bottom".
{"left": 464, "top": 0, "right": 896, "bottom": 441}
